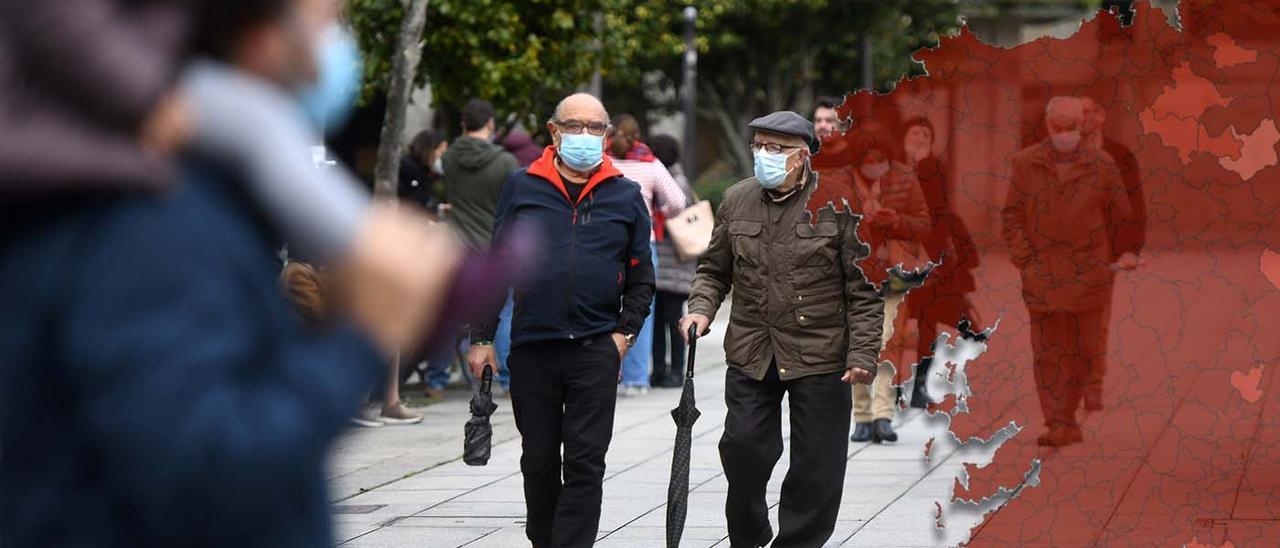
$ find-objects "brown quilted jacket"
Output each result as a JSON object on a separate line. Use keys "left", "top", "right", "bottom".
{"left": 686, "top": 168, "right": 884, "bottom": 381}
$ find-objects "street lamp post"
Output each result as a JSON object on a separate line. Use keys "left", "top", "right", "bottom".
{"left": 681, "top": 6, "right": 698, "bottom": 183}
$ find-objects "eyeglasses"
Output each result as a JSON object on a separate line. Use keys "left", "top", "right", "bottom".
{"left": 749, "top": 141, "right": 804, "bottom": 154}
{"left": 554, "top": 119, "right": 611, "bottom": 136}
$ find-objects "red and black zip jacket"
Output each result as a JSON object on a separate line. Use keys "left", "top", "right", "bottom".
{"left": 473, "top": 146, "right": 654, "bottom": 348}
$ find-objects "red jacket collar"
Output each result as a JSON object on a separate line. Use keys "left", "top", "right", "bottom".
{"left": 527, "top": 146, "right": 624, "bottom": 205}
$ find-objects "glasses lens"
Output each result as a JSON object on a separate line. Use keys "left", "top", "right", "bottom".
{"left": 586, "top": 122, "right": 608, "bottom": 136}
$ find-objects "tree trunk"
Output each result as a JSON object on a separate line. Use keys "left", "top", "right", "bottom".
{"left": 700, "top": 78, "right": 753, "bottom": 177}
{"left": 372, "top": 0, "right": 431, "bottom": 198}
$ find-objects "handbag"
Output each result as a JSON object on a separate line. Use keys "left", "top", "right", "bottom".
{"left": 664, "top": 200, "right": 714, "bottom": 261}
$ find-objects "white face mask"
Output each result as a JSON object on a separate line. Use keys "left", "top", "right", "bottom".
{"left": 860, "top": 162, "right": 890, "bottom": 181}
{"left": 431, "top": 157, "right": 444, "bottom": 175}
{"left": 1051, "top": 130, "right": 1081, "bottom": 153}
{"left": 905, "top": 143, "right": 930, "bottom": 163}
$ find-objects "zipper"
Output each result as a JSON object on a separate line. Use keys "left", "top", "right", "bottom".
{"left": 568, "top": 196, "right": 578, "bottom": 339}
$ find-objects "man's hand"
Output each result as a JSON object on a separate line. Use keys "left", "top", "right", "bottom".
{"left": 869, "top": 208, "right": 899, "bottom": 228}
{"left": 610, "top": 332, "right": 629, "bottom": 361}
{"left": 842, "top": 367, "right": 875, "bottom": 385}
{"left": 678, "top": 313, "right": 711, "bottom": 344}
{"left": 334, "top": 203, "right": 464, "bottom": 356}
{"left": 467, "top": 344, "right": 497, "bottom": 380}
{"left": 1111, "top": 252, "right": 1143, "bottom": 271}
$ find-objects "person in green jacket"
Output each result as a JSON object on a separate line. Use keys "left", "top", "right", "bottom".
{"left": 441, "top": 98, "right": 521, "bottom": 393}
{"left": 443, "top": 99, "right": 520, "bottom": 250}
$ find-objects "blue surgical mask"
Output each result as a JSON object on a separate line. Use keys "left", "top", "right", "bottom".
{"left": 558, "top": 133, "right": 604, "bottom": 171}
{"left": 753, "top": 150, "right": 796, "bottom": 189}
{"left": 299, "top": 25, "right": 362, "bottom": 134}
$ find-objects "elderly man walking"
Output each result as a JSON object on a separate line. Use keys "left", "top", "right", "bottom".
{"left": 1002, "top": 96, "right": 1135, "bottom": 447}
{"left": 680, "top": 111, "right": 883, "bottom": 548}
{"left": 468, "top": 93, "right": 654, "bottom": 548}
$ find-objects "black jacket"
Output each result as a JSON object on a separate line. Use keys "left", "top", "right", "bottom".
{"left": 397, "top": 155, "right": 440, "bottom": 211}
{"left": 474, "top": 146, "right": 654, "bottom": 347}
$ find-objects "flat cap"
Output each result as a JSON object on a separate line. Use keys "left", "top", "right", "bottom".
{"left": 748, "top": 110, "right": 818, "bottom": 154}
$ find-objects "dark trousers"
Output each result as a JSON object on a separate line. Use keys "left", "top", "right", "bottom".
{"left": 651, "top": 290, "right": 688, "bottom": 385}
{"left": 1028, "top": 308, "right": 1105, "bottom": 428}
{"left": 508, "top": 333, "right": 621, "bottom": 548}
{"left": 720, "top": 364, "right": 852, "bottom": 548}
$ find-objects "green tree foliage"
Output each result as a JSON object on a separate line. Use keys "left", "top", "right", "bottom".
{"left": 349, "top": 0, "right": 682, "bottom": 134}
{"left": 348, "top": 0, "right": 961, "bottom": 172}
{"left": 618, "top": 0, "right": 962, "bottom": 174}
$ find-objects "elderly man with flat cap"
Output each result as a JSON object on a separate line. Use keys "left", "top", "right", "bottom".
{"left": 680, "top": 111, "right": 883, "bottom": 548}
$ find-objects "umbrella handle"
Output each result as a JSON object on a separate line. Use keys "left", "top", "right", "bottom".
{"left": 685, "top": 324, "right": 698, "bottom": 379}
{"left": 480, "top": 366, "right": 493, "bottom": 395}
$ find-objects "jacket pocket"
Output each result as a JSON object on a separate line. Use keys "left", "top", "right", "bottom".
{"left": 794, "top": 221, "right": 839, "bottom": 262}
{"left": 729, "top": 220, "right": 764, "bottom": 267}
{"left": 795, "top": 293, "right": 844, "bottom": 329}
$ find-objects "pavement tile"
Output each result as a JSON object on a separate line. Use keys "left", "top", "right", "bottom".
{"left": 327, "top": 309, "right": 1001, "bottom": 547}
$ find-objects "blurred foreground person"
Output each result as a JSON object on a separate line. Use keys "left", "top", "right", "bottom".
{"left": 608, "top": 113, "right": 686, "bottom": 396}
{"left": 680, "top": 111, "right": 881, "bottom": 548}
{"left": 0, "top": 1, "right": 462, "bottom": 546}
{"left": 0, "top": 0, "right": 189, "bottom": 192}
{"left": 468, "top": 93, "right": 654, "bottom": 548}
{"left": 1002, "top": 96, "right": 1134, "bottom": 447}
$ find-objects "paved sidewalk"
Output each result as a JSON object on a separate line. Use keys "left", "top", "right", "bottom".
{"left": 327, "top": 310, "right": 1010, "bottom": 547}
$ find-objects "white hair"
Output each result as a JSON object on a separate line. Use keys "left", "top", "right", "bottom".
{"left": 1044, "top": 96, "right": 1084, "bottom": 122}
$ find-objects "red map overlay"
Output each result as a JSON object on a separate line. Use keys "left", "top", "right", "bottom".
{"left": 810, "top": 1, "right": 1280, "bottom": 544}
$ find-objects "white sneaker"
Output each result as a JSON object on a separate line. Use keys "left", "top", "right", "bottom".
{"left": 349, "top": 407, "right": 385, "bottom": 428}
{"left": 619, "top": 385, "right": 649, "bottom": 398}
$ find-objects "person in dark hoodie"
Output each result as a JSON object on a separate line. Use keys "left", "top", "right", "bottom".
{"left": 0, "top": 0, "right": 464, "bottom": 546}
{"left": 501, "top": 128, "right": 544, "bottom": 167}
{"left": 444, "top": 98, "right": 519, "bottom": 250}
{"left": 444, "top": 98, "right": 520, "bottom": 393}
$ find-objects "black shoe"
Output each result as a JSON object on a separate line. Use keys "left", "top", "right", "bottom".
{"left": 872, "top": 418, "right": 898, "bottom": 443}
{"left": 909, "top": 383, "right": 934, "bottom": 409}
{"left": 851, "top": 422, "right": 873, "bottom": 442}
{"left": 658, "top": 375, "right": 684, "bottom": 388}
{"left": 1036, "top": 425, "right": 1083, "bottom": 447}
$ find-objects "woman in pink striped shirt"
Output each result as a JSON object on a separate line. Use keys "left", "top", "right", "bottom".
{"left": 609, "top": 114, "right": 687, "bottom": 395}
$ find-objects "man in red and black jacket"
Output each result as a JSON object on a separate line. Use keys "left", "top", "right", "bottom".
{"left": 468, "top": 93, "right": 654, "bottom": 548}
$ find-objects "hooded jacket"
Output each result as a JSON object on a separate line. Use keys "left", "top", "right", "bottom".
{"left": 442, "top": 135, "right": 519, "bottom": 250}
{"left": 473, "top": 147, "right": 654, "bottom": 348}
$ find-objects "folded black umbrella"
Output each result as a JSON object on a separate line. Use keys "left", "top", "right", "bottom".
{"left": 666, "top": 326, "right": 701, "bottom": 548}
{"left": 463, "top": 367, "right": 498, "bottom": 466}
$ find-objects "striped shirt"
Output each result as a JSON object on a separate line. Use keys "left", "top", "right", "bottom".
{"left": 612, "top": 158, "right": 687, "bottom": 239}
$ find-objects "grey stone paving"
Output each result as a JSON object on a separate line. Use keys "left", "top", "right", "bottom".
{"left": 327, "top": 309, "right": 1010, "bottom": 547}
